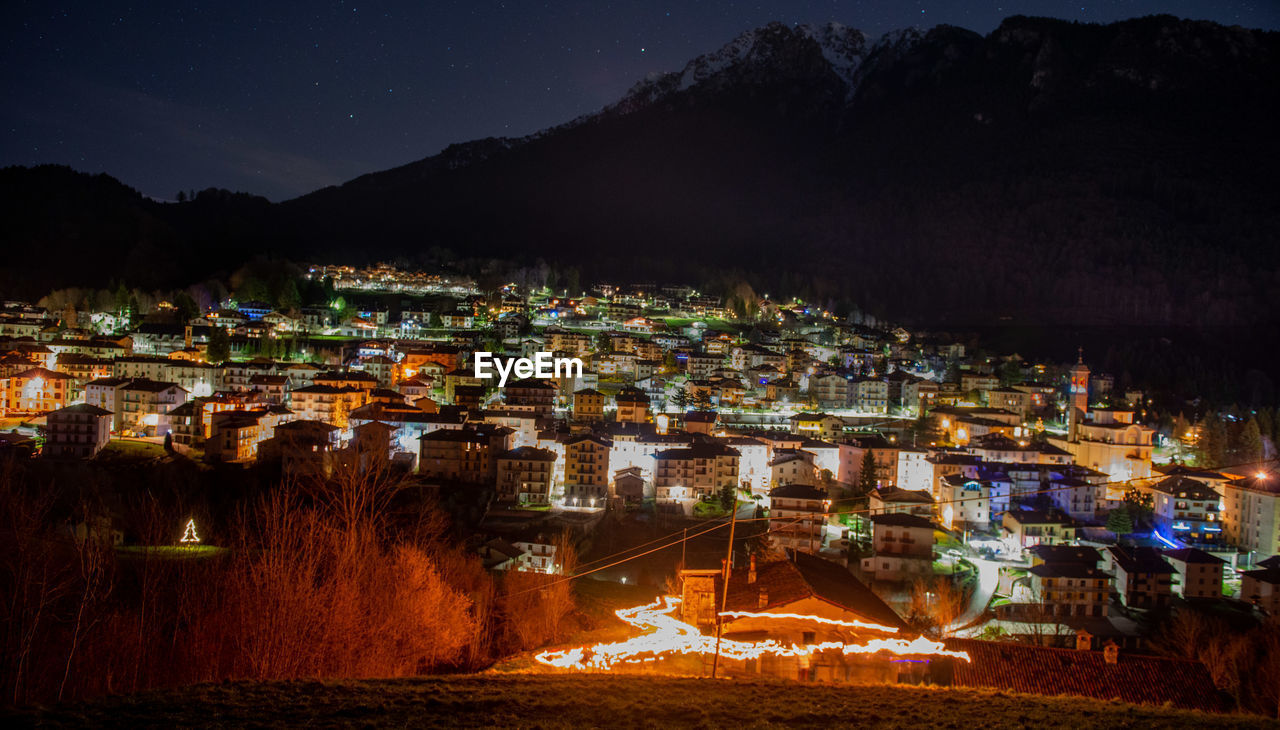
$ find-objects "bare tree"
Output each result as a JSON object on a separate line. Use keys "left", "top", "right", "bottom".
{"left": 58, "top": 499, "right": 115, "bottom": 700}
{"left": 907, "top": 575, "right": 968, "bottom": 638}
{"left": 499, "top": 531, "right": 578, "bottom": 651}
{"left": 0, "top": 461, "right": 76, "bottom": 704}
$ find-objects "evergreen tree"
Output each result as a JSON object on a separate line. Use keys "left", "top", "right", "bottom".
{"left": 1105, "top": 506, "right": 1133, "bottom": 536}
{"left": 207, "top": 328, "right": 231, "bottom": 363}
{"left": 113, "top": 283, "right": 131, "bottom": 319}
{"left": 278, "top": 279, "right": 302, "bottom": 312}
{"left": 126, "top": 294, "right": 141, "bottom": 327}
{"left": 998, "top": 359, "right": 1023, "bottom": 386}
{"left": 1258, "top": 407, "right": 1275, "bottom": 449}
{"left": 1239, "top": 418, "right": 1264, "bottom": 464}
{"left": 944, "top": 361, "right": 961, "bottom": 384}
{"left": 173, "top": 291, "right": 199, "bottom": 324}
{"left": 719, "top": 485, "right": 736, "bottom": 512}
{"left": 561, "top": 267, "right": 580, "bottom": 296}
{"left": 1172, "top": 413, "right": 1192, "bottom": 444}
{"left": 1198, "top": 414, "right": 1228, "bottom": 466}
{"left": 671, "top": 389, "right": 690, "bottom": 411}
{"left": 692, "top": 390, "right": 713, "bottom": 410}
{"left": 858, "top": 450, "right": 878, "bottom": 493}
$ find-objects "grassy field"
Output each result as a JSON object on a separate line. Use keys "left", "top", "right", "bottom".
{"left": 662, "top": 317, "right": 741, "bottom": 332}
{"left": 9, "top": 675, "right": 1271, "bottom": 728}
{"left": 115, "top": 545, "right": 229, "bottom": 560}
{"left": 96, "top": 439, "right": 167, "bottom": 460}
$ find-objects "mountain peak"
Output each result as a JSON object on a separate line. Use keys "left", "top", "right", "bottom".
{"left": 610, "top": 21, "right": 872, "bottom": 114}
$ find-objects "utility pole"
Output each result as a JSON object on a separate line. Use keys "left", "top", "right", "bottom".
{"left": 711, "top": 508, "right": 738, "bottom": 679}
{"left": 681, "top": 527, "right": 688, "bottom": 570}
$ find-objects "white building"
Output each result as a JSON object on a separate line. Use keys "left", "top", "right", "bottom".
{"left": 1222, "top": 469, "right": 1280, "bottom": 558}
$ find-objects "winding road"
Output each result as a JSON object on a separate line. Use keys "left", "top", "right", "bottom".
{"left": 950, "top": 557, "right": 1002, "bottom": 633}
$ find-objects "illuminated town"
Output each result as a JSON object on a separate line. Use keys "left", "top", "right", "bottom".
{"left": 2, "top": 257, "right": 1276, "bottom": 713}
{"left": 3, "top": 1, "right": 1279, "bottom": 725}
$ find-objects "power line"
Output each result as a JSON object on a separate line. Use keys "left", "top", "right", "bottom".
{"left": 507, "top": 458, "right": 1264, "bottom": 595}
{"left": 506, "top": 519, "right": 731, "bottom": 596}
{"left": 572, "top": 519, "right": 727, "bottom": 572}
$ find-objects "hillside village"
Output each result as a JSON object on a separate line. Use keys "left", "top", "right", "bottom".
{"left": 3, "top": 261, "right": 1279, "bottom": 708}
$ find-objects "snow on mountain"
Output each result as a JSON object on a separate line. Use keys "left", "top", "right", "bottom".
{"left": 436, "top": 21, "right": 925, "bottom": 167}
{"left": 795, "top": 22, "right": 872, "bottom": 91}
{"left": 614, "top": 21, "right": 878, "bottom": 110}
{"left": 674, "top": 28, "right": 759, "bottom": 91}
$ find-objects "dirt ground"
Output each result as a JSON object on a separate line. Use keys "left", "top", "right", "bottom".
{"left": 9, "top": 674, "right": 1274, "bottom": 729}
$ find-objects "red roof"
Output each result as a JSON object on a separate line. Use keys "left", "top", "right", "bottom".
{"left": 939, "top": 639, "right": 1224, "bottom": 712}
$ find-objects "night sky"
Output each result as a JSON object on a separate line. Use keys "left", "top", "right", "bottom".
{"left": 3, "top": 1, "right": 1276, "bottom": 202}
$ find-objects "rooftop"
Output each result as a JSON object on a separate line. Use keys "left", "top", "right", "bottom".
{"left": 870, "top": 512, "right": 935, "bottom": 530}
{"left": 714, "top": 551, "right": 906, "bottom": 631}
{"left": 1107, "top": 546, "right": 1175, "bottom": 575}
{"left": 768, "top": 484, "right": 828, "bottom": 501}
{"left": 1163, "top": 547, "right": 1225, "bottom": 565}
{"left": 1028, "top": 545, "right": 1101, "bottom": 565}
{"left": 942, "top": 638, "right": 1223, "bottom": 712}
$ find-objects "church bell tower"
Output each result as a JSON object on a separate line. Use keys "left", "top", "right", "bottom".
{"left": 1068, "top": 348, "right": 1089, "bottom": 441}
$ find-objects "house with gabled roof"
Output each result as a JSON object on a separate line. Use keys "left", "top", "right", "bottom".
{"left": 680, "top": 551, "right": 908, "bottom": 683}
{"left": 43, "top": 403, "right": 112, "bottom": 458}
{"left": 769, "top": 483, "right": 829, "bottom": 556}
{"left": 258, "top": 419, "right": 340, "bottom": 478}
{"left": 1241, "top": 566, "right": 1280, "bottom": 614}
{"left": 653, "top": 440, "right": 739, "bottom": 508}
{"left": 1142, "top": 474, "right": 1224, "bottom": 547}
{"left": 868, "top": 486, "right": 934, "bottom": 517}
{"left": 1027, "top": 562, "right": 1111, "bottom": 618}
{"left": 1105, "top": 546, "right": 1173, "bottom": 609}
{"left": 118, "top": 378, "right": 188, "bottom": 436}
{"left": 564, "top": 433, "right": 612, "bottom": 505}
{"left": 496, "top": 445, "right": 557, "bottom": 505}
{"left": 1163, "top": 547, "right": 1224, "bottom": 599}
{"left": 2, "top": 366, "right": 74, "bottom": 414}
{"left": 861, "top": 512, "right": 936, "bottom": 582}
{"left": 789, "top": 412, "right": 843, "bottom": 441}
{"left": 1002, "top": 508, "right": 1079, "bottom": 551}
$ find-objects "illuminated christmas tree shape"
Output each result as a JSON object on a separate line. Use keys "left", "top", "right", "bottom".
{"left": 179, "top": 518, "right": 200, "bottom": 544}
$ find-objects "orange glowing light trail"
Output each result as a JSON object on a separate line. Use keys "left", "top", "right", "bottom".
{"left": 716, "top": 610, "right": 900, "bottom": 634}
{"left": 534, "top": 597, "right": 969, "bottom": 671}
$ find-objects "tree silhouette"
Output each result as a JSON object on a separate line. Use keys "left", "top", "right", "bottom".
{"left": 858, "top": 451, "right": 878, "bottom": 493}
{"left": 1106, "top": 506, "right": 1133, "bottom": 536}
{"left": 671, "top": 389, "right": 690, "bottom": 411}
{"left": 1239, "top": 418, "right": 1264, "bottom": 464}
{"left": 206, "top": 328, "right": 230, "bottom": 364}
